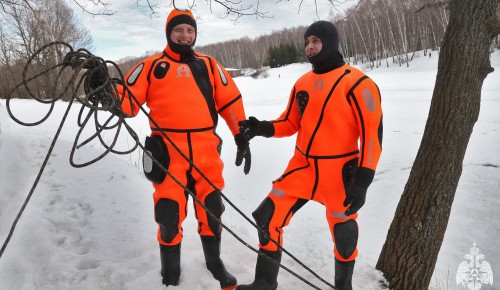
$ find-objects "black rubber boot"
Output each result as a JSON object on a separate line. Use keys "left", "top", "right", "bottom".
{"left": 160, "top": 243, "right": 181, "bottom": 286}
{"left": 236, "top": 249, "right": 282, "bottom": 290}
{"left": 335, "top": 258, "right": 355, "bottom": 290}
{"left": 200, "top": 235, "right": 237, "bottom": 289}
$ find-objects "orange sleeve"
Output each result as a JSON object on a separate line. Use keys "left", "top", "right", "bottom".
{"left": 348, "top": 76, "right": 383, "bottom": 171}
{"left": 271, "top": 85, "right": 301, "bottom": 137}
{"left": 211, "top": 59, "right": 246, "bottom": 136}
{"left": 116, "top": 60, "right": 152, "bottom": 117}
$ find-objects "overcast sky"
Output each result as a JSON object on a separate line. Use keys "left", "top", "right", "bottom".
{"left": 68, "top": 0, "right": 356, "bottom": 62}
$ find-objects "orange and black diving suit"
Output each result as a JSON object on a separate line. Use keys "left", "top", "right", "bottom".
{"left": 113, "top": 9, "right": 249, "bottom": 290}
{"left": 236, "top": 21, "right": 382, "bottom": 290}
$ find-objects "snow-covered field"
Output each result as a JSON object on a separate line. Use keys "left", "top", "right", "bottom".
{"left": 1, "top": 50, "right": 499, "bottom": 289}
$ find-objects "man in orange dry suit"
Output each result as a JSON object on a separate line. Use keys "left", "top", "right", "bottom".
{"left": 236, "top": 21, "right": 382, "bottom": 290}
{"left": 91, "top": 9, "right": 250, "bottom": 290}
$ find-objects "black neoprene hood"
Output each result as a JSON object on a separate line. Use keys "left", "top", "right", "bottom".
{"left": 166, "top": 12, "right": 197, "bottom": 54}
{"left": 304, "top": 20, "right": 345, "bottom": 73}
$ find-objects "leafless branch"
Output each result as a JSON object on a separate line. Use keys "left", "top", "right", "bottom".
{"left": 71, "top": 0, "right": 115, "bottom": 16}
{"left": 333, "top": 0, "right": 361, "bottom": 23}
{"left": 0, "top": 0, "right": 34, "bottom": 13}
{"left": 141, "top": 0, "right": 160, "bottom": 18}
{"left": 208, "top": 0, "right": 271, "bottom": 21}
{"left": 300, "top": 0, "right": 320, "bottom": 19}
{"left": 275, "top": 0, "right": 360, "bottom": 20}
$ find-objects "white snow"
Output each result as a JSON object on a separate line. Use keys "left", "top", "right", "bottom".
{"left": 1, "top": 50, "right": 499, "bottom": 290}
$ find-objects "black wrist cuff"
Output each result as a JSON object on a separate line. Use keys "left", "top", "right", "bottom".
{"left": 354, "top": 167, "right": 375, "bottom": 189}
{"left": 260, "top": 121, "right": 275, "bottom": 138}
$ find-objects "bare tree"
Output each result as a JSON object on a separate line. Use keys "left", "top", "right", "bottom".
{"left": 0, "top": 0, "right": 112, "bottom": 15}
{"left": 376, "top": 1, "right": 500, "bottom": 289}
{"left": 0, "top": 0, "right": 92, "bottom": 99}
{"left": 352, "top": 12, "right": 372, "bottom": 68}
{"left": 0, "top": 0, "right": 32, "bottom": 12}
{"left": 331, "top": 0, "right": 454, "bottom": 68}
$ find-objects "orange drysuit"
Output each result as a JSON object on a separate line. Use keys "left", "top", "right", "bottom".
{"left": 255, "top": 64, "right": 382, "bottom": 262}
{"left": 118, "top": 29, "right": 246, "bottom": 247}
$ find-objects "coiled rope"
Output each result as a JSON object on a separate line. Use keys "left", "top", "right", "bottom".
{"left": 1, "top": 41, "right": 335, "bottom": 289}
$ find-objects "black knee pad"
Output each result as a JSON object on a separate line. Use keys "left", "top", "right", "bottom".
{"left": 252, "top": 197, "right": 276, "bottom": 246}
{"left": 204, "top": 191, "right": 225, "bottom": 235}
{"left": 334, "top": 219, "right": 358, "bottom": 259}
{"left": 155, "top": 198, "right": 180, "bottom": 243}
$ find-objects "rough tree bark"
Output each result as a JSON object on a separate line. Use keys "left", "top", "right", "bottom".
{"left": 376, "top": 1, "right": 500, "bottom": 289}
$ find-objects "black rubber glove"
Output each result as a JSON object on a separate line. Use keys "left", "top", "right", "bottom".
{"left": 87, "top": 67, "right": 107, "bottom": 91}
{"left": 84, "top": 66, "right": 126, "bottom": 117}
{"left": 343, "top": 185, "right": 367, "bottom": 216}
{"left": 238, "top": 116, "right": 275, "bottom": 141}
{"left": 343, "top": 167, "right": 375, "bottom": 216}
{"left": 234, "top": 133, "right": 251, "bottom": 174}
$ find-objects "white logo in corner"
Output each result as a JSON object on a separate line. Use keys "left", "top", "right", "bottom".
{"left": 456, "top": 243, "right": 493, "bottom": 290}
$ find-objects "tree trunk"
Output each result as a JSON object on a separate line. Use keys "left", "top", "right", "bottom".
{"left": 376, "top": 1, "right": 500, "bottom": 289}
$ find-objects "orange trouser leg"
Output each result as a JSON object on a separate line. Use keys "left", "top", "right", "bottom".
{"left": 253, "top": 189, "right": 359, "bottom": 261}
{"left": 153, "top": 168, "right": 225, "bottom": 245}
{"left": 189, "top": 131, "right": 225, "bottom": 237}
{"left": 253, "top": 192, "right": 308, "bottom": 251}
{"left": 153, "top": 170, "right": 189, "bottom": 246}
{"left": 152, "top": 131, "right": 225, "bottom": 245}
{"left": 326, "top": 206, "right": 358, "bottom": 262}
{"left": 257, "top": 152, "right": 360, "bottom": 261}
{"left": 192, "top": 166, "right": 225, "bottom": 237}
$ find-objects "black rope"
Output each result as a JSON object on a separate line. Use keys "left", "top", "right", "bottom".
{"left": 0, "top": 91, "right": 75, "bottom": 260}
{"left": 1, "top": 41, "right": 335, "bottom": 289}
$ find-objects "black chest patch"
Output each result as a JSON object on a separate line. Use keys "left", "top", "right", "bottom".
{"left": 187, "top": 59, "right": 217, "bottom": 126}
{"left": 296, "top": 90, "right": 310, "bottom": 118}
{"left": 153, "top": 61, "right": 170, "bottom": 79}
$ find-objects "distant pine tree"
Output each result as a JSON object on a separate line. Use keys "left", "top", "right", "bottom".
{"left": 268, "top": 44, "right": 302, "bottom": 68}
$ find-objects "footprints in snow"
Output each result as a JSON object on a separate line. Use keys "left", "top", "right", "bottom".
{"left": 45, "top": 193, "right": 95, "bottom": 255}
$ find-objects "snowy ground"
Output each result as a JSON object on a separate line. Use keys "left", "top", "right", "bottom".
{"left": 0, "top": 50, "right": 499, "bottom": 290}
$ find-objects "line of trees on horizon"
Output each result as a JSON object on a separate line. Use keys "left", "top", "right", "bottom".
{"left": 1, "top": 0, "right": 499, "bottom": 100}
{"left": 197, "top": 0, "right": 500, "bottom": 69}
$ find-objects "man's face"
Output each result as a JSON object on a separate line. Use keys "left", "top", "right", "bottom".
{"left": 170, "top": 23, "right": 195, "bottom": 45}
{"left": 305, "top": 35, "right": 322, "bottom": 58}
